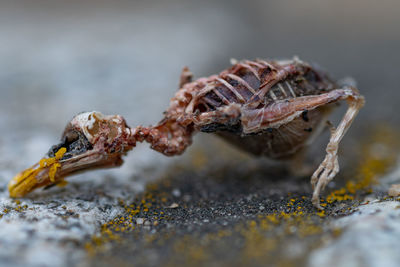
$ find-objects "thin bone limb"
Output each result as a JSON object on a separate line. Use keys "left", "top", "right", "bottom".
{"left": 238, "top": 87, "right": 364, "bottom": 208}
{"left": 137, "top": 87, "right": 364, "bottom": 208}
{"left": 311, "top": 87, "right": 365, "bottom": 208}
{"left": 240, "top": 88, "right": 361, "bottom": 133}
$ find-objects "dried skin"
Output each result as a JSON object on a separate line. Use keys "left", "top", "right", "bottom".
{"left": 9, "top": 57, "right": 365, "bottom": 209}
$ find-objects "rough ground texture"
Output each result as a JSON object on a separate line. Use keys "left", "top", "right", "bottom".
{"left": 1, "top": 1, "right": 400, "bottom": 267}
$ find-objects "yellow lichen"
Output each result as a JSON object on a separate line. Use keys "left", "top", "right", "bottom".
{"left": 56, "top": 179, "right": 69, "bottom": 187}
{"left": 84, "top": 188, "right": 170, "bottom": 256}
{"left": 55, "top": 147, "right": 67, "bottom": 160}
{"left": 0, "top": 201, "right": 29, "bottom": 220}
{"left": 8, "top": 147, "right": 67, "bottom": 197}
{"left": 85, "top": 187, "right": 340, "bottom": 267}
{"left": 325, "top": 126, "right": 400, "bottom": 204}
{"left": 49, "top": 163, "right": 61, "bottom": 182}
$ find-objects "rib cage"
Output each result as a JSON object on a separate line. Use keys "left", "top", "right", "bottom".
{"left": 190, "top": 59, "right": 335, "bottom": 113}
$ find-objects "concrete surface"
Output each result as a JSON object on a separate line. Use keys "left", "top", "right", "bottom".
{"left": 1, "top": 1, "right": 400, "bottom": 266}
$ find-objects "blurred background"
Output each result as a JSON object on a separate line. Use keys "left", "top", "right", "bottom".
{"left": 1, "top": 0, "right": 400, "bottom": 178}
{"left": 1, "top": 0, "right": 399, "bottom": 168}
{"left": 0, "top": 1, "right": 400, "bottom": 266}
{"left": 1, "top": 0, "right": 399, "bottom": 130}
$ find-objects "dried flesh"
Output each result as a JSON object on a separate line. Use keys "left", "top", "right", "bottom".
{"left": 8, "top": 57, "right": 365, "bottom": 209}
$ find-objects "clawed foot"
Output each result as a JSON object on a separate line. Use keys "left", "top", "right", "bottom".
{"left": 311, "top": 152, "right": 339, "bottom": 209}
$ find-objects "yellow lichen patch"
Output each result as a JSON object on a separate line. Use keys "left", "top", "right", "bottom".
{"left": 49, "top": 163, "right": 61, "bottom": 182}
{"left": 56, "top": 179, "right": 69, "bottom": 188}
{"left": 85, "top": 187, "right": 342, "bottom": 267}
{"left": 326, "top": 126, "right": 400, "bottom": 204}
{"left": 83, "top": 125, "right": 400, "bottom": 265}
{"left": 55, "top": 147, "right": 67, "bottom": 159}
{"left": 8, "top": 166, "right": 43, "bottom": 198}
{"left": 235, "top": 199, "right": 331, "bottom": 266}
{"left": 169, "top": 198, "right": 332, "bottom": 266}
{"left": 0, "top": 201, "right": 29, "bottom": 219}
{"left": 8, "top": 147, "right": 67, "bottom": 197}
{"left": 84, "top": 185, "right": 171, "bottom": 256}
{"left": 39, "top": 157, "right": 56, "bottom": 168}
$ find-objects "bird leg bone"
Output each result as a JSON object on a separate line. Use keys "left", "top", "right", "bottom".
{"left": 188, "top": 86, "right": 364, "bottom": 209}
{"left": 242, "top": 87, "right": 364, "bottom": 209}
{"left": 8, "top": 86, "right": 364, "bottom": 210}
{"left": 311, "top": 86, "right": 365, "bottom": 209}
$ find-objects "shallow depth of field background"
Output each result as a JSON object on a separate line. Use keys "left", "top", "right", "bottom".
{"left": 2, "top": 0, "right": 399, "bottom": 175}
{"left": 0, "top": 1, "right": 400, "bottom": 267}
{"left": 1, "top": 0, "right": 399, "bottom": 133}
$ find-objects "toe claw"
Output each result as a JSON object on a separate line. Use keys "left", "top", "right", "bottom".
{"left": 312, "top": 194, "right": 324, "bottom": 210}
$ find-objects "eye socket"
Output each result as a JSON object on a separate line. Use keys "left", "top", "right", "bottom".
{"left": 64, "top": 130, "right": 79, "bottom": 143}
{"left": 47, "top": 130, "right": 93, "bottom": 160}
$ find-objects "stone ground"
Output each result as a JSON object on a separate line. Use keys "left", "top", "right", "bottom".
{"left": 1, "top": 1, "right": 400, "bottom": 267}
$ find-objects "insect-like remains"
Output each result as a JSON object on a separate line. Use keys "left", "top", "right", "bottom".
{"left": 9, "top": 57, "right": 365, "bottom": 209}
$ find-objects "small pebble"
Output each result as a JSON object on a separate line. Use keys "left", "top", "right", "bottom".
{"left": 168, "top": 203, "right": 179, "bottom": 209}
